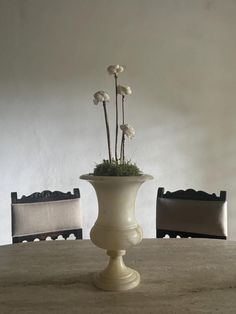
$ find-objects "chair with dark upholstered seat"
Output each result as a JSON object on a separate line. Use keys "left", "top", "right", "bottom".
{"left": 156, "top": 187, "right": 227, "bottom": 239}
{"left": 11, "top": 188, "right": 83, "bottom": 243}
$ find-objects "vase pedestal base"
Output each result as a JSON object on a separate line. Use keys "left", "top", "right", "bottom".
{"left": 93, "top": 250, "right": 140, "bottom": 291}
{"left": 93, "top": 268, "right": 140, "bottom": 291}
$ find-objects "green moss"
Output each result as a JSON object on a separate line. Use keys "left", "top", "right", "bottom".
{"left": 93, "top": 160, "right": 142, "bottom": 176}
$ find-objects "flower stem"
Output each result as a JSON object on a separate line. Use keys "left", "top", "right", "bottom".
{"left": 122, "top": 95, "right": 125, "bottom": 124}
{"left": 120, "top": 95, "right": 125, "bottom": 162}
{"left": 103, "top": 101, "right": 112, "bottom": 163}
{"left": 115, "top": 74, "right": 118, "bottom": 162}
{"left": 121, "top": 133, "right": 125, "bottom": 162}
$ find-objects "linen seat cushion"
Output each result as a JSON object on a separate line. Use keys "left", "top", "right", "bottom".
{"left": 12, "top": 198, "right": 82, "bottom": 237}
{"left": 156, "top": 198, "right": 227, "bottom": 237}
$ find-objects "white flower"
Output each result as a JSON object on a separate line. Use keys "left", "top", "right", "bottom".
{"left": 117, "top": 85, "right": 132, "bottom": 96}
{"left": 120, "top": 124, "right": 135, "bottom": 139}
{"left": 93, "top": 91, "right": 110, "bottom": 105}
{"left": 107, "top": 65, "right": 124, "bottom": 75}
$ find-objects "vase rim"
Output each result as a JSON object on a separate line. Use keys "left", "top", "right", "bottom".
{"left": 80, "top": 174, "right": 153, "bottom": 182}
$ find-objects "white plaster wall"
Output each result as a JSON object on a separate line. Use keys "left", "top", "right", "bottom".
{"left": 0, "top": 0, "right": 236, "bottom": 244}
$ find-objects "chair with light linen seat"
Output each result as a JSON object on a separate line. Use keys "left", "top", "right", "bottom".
{"left": 11, "top": 188, "right": 83, "bottom": 243}
{"left": 156, "top": 187, "right": 227, "bottom": 239}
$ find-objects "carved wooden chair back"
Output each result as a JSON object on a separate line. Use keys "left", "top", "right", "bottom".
{"left": 11, "top": 188, "right": 83, "bottom": 243}
{"left": 156, "top": 187, "right": 227, "bottom": 239}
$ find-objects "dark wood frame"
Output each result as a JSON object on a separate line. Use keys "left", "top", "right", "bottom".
{"left": 157, "top": 187, "right": 226, "bottom": 201}
{"left": 156, "top": 187, "right": 227, "bottom": 240}
{"left": 11, "top": 188, "right": 82, "bottom": 243}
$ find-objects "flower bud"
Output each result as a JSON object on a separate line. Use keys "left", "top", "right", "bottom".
{"left": 117, "top": 85, "right": 132, "bottom": 96}
{"left": 120, "top": 124, "right": 135, "bottom": 139}
{"left": 107, "top": 65, "right": 124, "bottom": 75}
{"left": 93, "top": 91, "right": 110, "bottom": 105}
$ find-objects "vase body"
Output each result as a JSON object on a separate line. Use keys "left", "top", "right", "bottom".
{"left": 80, "top": 174, "right": 153, "bottom": 291}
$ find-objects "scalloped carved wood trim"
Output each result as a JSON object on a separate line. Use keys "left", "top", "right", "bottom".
{"left": 157, "top": 187, "right": 226, "bottom": 201}
{"left": 11, "top": 188, "right": 80, "bottom": 204}
{"left": 12, "top": 229, "right": 83, "bottom": 243}
{"left": 156, "top": 229, "right": 226, "bottom": 240}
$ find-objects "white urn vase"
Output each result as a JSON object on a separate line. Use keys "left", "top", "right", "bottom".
{"left": 80, "top": 174, "right": 153, "bottom": 291}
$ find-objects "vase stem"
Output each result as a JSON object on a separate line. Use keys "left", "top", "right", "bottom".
{"left": 93, "top": 249, "right": 140, "bottom": 291}
{"left": 106, "top": 250, "right": 126, "bottom": 276}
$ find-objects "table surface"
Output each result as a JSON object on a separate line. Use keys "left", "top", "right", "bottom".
{"left": 0, "top": 238, "right": 236, "bottom": 314}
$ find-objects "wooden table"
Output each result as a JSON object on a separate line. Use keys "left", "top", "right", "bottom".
{"left": 0, "top": 239, "right": 236, "bottom": 313}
